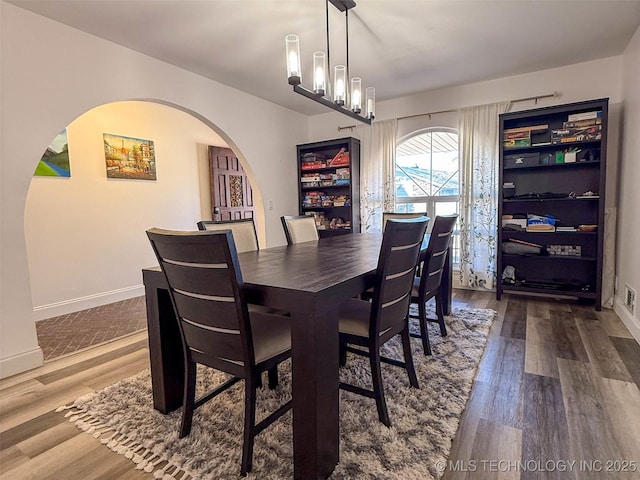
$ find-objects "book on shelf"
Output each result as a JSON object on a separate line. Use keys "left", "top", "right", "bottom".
{"left": 526, "top": 225, "right": 555, "bottom": 232}
{"left": 503, "top": 124, "right": 548, "bottom": 134}
{"left": 526, "top": 213, "right": 555, "bottom": 232}
{"left": 508, "top": 238, "right": 543, "bottom": 248}
{"left": 301, "top": 174, "right": 321, "bottom": 182}
{"left": 504, "top": 130, "right": 530, "bottom": 140}
{"left": 301, "top": 161, "right": 325, "bottom": 170}
{"left": 563, "top": 118, "right": 602, "bottom": 129}
{"left": 504, "top": 138, "right": 531, "bottom": 148}
{"left": 567, "top": 110, "right": 601, "bottom": 122}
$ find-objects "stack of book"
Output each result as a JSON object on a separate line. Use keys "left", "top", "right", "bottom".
{"left": 301, "top": 152, "right": 327, "bottom": 170}
{"left": 551, "top": 111, "right": 603, "bottom": 144}
{"left": 503, "top": 124, "right": 548, "bottom": 149}
{"left": 302, "top": 191, "right": 325, "bottom": 208}
{"left": 526, "top": 213, "right": 555, "bottom": 232}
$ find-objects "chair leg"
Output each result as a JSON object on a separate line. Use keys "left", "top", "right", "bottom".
{"left": 418, "top": 298, "right": 432, "bottom": 356}
{"left": 179, "top": 361, "right": 197, "bottom": 438}
{"left": 267, "top": 366, "right": 278, "bottom": 389}
{"left": 339, "top": 340, "right": 347, "bottom": 367}
{"left": 401, "top": 328, "right": 419, "bottom": 388}
{"left": 241, "top": 378, "right": 257, "bottom": 476}
{"left": 435, "top": 293, "right": 447, "bottom": 337}
{"left": 370, "top": 348, "right": 391, "bottom": 427}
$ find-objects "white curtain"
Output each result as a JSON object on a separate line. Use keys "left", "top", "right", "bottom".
{"left": 458, "top": 101, "right": 511, "bottom": 289}
{"left": 356, "top": 119, "right": 397, "bottom": 233}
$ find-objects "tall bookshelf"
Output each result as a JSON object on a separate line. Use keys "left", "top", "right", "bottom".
{"left": 497, "top": 98, "right": 608, "bottom": 310}
{"left": 296, "top": 137, "right": 360, "bottom": 237}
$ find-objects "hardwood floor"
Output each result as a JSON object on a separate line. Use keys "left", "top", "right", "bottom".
{"left": 1, "top": 291, "right": 639, "bottom": 479}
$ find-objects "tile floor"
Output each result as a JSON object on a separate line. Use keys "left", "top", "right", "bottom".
{"left": 35, "top": 296, "right": 147, "bottom": 361}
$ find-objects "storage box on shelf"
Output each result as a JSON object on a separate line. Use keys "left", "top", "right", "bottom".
{"left": 497, "top": 98, "right": 608, "bottom": 310}
{"left": 296, "top": 137, "right": 360, "bottom": 238}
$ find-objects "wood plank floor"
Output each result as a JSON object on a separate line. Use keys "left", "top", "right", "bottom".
{"left": 2, "top": 291, "right": 639, "bottom": 479}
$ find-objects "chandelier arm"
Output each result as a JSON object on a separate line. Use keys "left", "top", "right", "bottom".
{"left": 293, "top": 85, "right": 371, "bottom": 124}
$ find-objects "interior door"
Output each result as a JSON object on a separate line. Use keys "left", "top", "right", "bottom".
{"left": 209, "top": 146, "right": 254, "bottom": 221}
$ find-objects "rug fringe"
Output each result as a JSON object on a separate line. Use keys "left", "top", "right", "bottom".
{"left": 59, "top": 406, "right": 192, "bottom": 480}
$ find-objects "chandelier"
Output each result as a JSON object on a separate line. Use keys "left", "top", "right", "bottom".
{"left": 285, "top": 0, "right": 374, "bottom": 124}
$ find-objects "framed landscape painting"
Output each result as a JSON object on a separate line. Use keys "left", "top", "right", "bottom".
{"left": 34, "top": 129, "right": 71, "bottom": 177}
{"left": 103, "top": 133, "right": 156, "bottom": 180}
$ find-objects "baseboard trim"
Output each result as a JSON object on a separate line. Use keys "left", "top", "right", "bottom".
{"left": 33, "top": 285, "right": 145, "bottom": 321}
{"left": 614, "top": 297, "right": 640, "bottom": 344}
{"left": 0, "top": 347, "right": 44, "bottom": 379}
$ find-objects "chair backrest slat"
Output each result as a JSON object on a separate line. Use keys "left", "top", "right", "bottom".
{"left": 197, "top": 218, "right": 259, "bottom": 253}
{"left": 281, "top": 215, "right": 319, "bottom": 245}
{"left": 371, "top": 217, "right": 429, "bottom": 336}
{"left": 382, "top": 212, "right": 428, "bottom": 232}
{"left": 146, "top": 228, "right": 254, "bottom": 372}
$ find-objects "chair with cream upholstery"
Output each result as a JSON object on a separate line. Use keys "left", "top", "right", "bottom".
{"left": 382, "top": 211, "right": 429, "bottom": 232}
{"left": 197, "top": 218, "right": 259, "bottom": 253}
{"left": 198, "top": 218, "right": 289, "bottom": 325}
{"left": 146, "top": 228, "right": 292, "bottom": 476}
{"left": 409, "top": 214, "right": 458, "bottom": 356}
{"left": 280, "top": 215, "right": 319, "bottom": 245}
{"left": 338, "top": 216, "right": 429, "bottom": 427}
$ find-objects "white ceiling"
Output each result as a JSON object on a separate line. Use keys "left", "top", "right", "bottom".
{"left": 9, "top": 0, "right": 640, "bottom": 116}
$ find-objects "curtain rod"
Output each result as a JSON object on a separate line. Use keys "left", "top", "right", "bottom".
{"left": 336, "top": 91, "right": 560, "bottom": 131}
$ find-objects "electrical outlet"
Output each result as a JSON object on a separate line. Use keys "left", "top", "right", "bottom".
{"left": 268, "top": 199, "right": 274, "bottom": 211}
{"left": 624, "top": 284, "right": 636, "bottom": 315}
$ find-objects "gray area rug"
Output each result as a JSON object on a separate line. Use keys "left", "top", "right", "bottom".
{"left": 60, "top": 306, "right": 496, "bottom": 479}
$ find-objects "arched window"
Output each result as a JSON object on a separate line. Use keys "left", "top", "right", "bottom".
{"left": 395, "top": 128, "right": 460, "bottom": 264}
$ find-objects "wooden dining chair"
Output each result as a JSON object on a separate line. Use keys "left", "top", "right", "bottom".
{"left": 146, "top": 228, "right": 292, "bottom": 476}
{"left": 198, "top": 218, "right": 287, "bottom": 320}
{"left": 338, "top": 216, "right": 429, "bottom": 427}
{"left": 382, "top": 211, "right": 429, "bottom": 232}
{"left": 358, "top": 211, "right": 429, "bottom": 302}
{"left": 280, "top": 215, "right": 319, "bottom": 244}
{"left": 197, "top": 218, "right": 259, "bottom": 253}
{"left": 409, "top": 214, "right": 458, "bottom": 355}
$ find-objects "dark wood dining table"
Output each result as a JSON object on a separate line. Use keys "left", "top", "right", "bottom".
{"left": 142, "top": 232, "right": 451, "bottom": 479}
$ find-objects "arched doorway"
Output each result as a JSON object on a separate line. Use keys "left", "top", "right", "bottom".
{"left": 24, "top": 100, "right": 264, "bottom": 359}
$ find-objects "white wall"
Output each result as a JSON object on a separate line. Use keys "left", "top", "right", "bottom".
{"left": 25, "top": 101, "right": 227, "bottom": 319}
{"left": 615, "top": 25, "right": 640, "bottom": 341}
{"left": 0, "top": 2, "right": 307, "bottom": 378}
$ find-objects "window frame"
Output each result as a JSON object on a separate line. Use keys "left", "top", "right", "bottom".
{"left": 394, "top": 127, "right": 461, "bottom": 266}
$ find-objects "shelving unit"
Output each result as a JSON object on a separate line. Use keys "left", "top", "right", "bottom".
{"left": 497, "top": 98, "right": 608, "bottom": 310}
{"left": 296, "top": 137, "right": 360, "bottom": 238}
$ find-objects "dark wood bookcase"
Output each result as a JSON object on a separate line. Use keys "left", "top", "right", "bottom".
{"left": 497, "top": 98, "right": 608, "bottom": 310}
{"left": 296, "top": 137, "right": 360, "bottom": 238}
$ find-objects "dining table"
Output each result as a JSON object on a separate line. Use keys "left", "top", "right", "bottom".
{"left": 142, "top": 232, "right": 451, "bottom": 479}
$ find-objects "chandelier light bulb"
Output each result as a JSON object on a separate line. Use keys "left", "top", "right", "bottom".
{"left": 285, "top": 34, "right": 301, "bottom": 85}
{"left": 366, "top": 87, "right": 376, "bottom": 120}
{"left": 350, "top": 77, "right": 362, "bottom": 113}
{"left": 334, "top": 65, "right": 346, "bottom": 105}
{"left": 313, "top": 51, "right": 326, "bottom": 95}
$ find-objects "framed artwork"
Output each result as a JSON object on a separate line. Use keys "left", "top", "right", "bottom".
{"left": 103, "top": 133, "right": 156, "bottom": 180}
{"left": 34, "top": 129, "right": 71, "bottom": 177}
